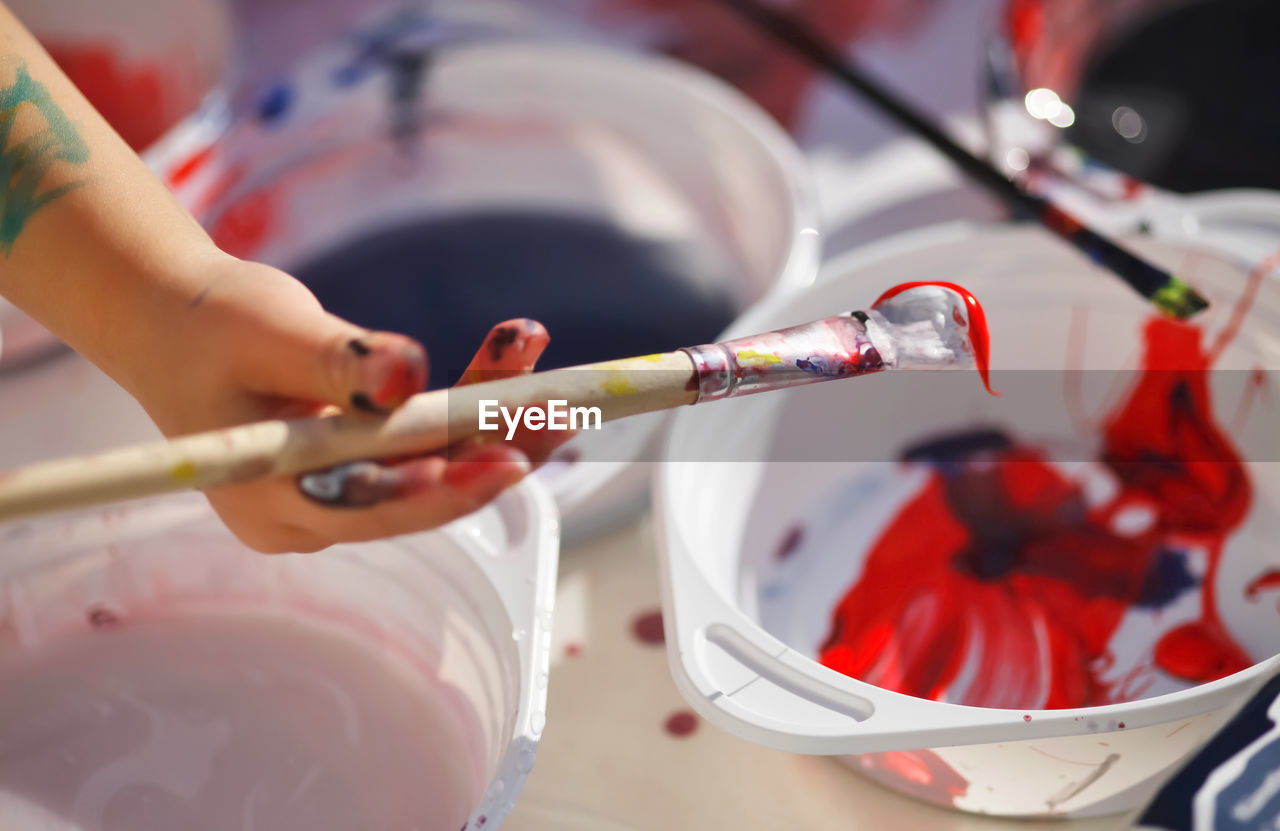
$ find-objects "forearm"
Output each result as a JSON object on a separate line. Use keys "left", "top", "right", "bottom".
{"left": 0, "top": 3, "right": 224, "bottom": 394}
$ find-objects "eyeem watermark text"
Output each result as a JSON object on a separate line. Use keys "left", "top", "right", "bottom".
{"left": 478, "top": 400, "right": 602, "bottom": 440}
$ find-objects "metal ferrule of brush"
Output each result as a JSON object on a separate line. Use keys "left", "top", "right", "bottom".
{"left": 680, "top": 312, "right": 886, "bottom": 404}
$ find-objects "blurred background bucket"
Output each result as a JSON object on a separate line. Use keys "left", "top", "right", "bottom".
{"left": 0, "top": 0, "right": 234, "bottom": 369}
{"left": 0, "top": 481, "right": 558, "bottom": 831}
{"left": 156, "top": 27, "right": 819, "bottom": 540}
{"left": 656, "top": 207, "right": 1280, "bottom": 816}
{"left": 987, "top": 0, "right": 1280, "bottom": 195}
{"left": 11, "top": 0, "right": 231, "bottom": 152}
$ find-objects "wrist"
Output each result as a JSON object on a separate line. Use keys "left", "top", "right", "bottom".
{"left": 99, "top": 245, "right": 240, "bottom": 416}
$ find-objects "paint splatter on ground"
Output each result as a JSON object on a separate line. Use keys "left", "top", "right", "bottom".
{"left": 664, "top": 710, "right": 699, "bottom": 738}
{"left": 630, "top": 609, "right": 665, "bottom": 645}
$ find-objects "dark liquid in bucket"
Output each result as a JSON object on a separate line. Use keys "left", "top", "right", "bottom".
{"left": 1065, "top": 0, "right": 1280, "bottom": 193}
{"left": 292, "top": 211, "right": 741, "bottom": 387}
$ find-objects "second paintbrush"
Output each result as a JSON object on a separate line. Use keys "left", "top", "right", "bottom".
{"left": 711, "top": 0, "right": 1209, "bottom": 320}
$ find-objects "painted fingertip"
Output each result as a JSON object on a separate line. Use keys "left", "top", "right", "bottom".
{"left": 373, "top": 341, "right": 429, "bottom": 408}
{"left": 482, "top": 318, "right": 549, "bottom": 362}
{"left": 346, "top": 331, "right": 428, "bottom": 409}
{"left": 298, "top": 461, "right": 399, "bottom": 508}
{"left": 485, "top": 325, "right": 523, "bottom": 362}
{"left": 349, "top": 392, "right": 386, "bottom": 414}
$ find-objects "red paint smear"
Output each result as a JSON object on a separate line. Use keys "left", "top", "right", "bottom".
{"left": 1209, "top": 251, "right": 1280, "bottom": 364}
{"left": 167, "top": 146, "right": 214, "bottom": 188}
{"left": 210, "top": 190, "right": 276, "bottom": 259}
{"left": 664, "top": 710, "right": 699, "bottom": 737}
{"left": 630, "top": 609, "right": 665, "bottom": 645}
{"left": 872, "top": 281, "right": 995, "bottom": 395}
{"left": 856, "top": 750, "right": 968, "bottom": 805}
{"left": 1041, "top": 203, "right": 1086, "bottom": 237}
{"left": 1006, "top": 0, "right": 1043, "bottom": 56}
{"left": 373, "top": 351, "right": 423, "bottom": 409}
{"left": 1230, "top": 367, "right": 1268, "bottom": 433}
{"left": 565, "top": 642, "right": 582, "bottom": 657}
{"left": 86, "top": 605, "right": 119, "bottom": 628}
{"left": 1246, "top": 571, "right": 1280, "bottom": 601}
{"left": 776, "top": 525, "right": 804, "bottom": 561}
{"left": 45, "top": 42, "right": 180, "bottom": 151}
{"left": 819, "top": 310, "right": 1258, "bottom": 709}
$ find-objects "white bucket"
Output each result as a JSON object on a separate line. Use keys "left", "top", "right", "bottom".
{"left": 0, "top": 0, "right": 233, "bottom": 369}
{"left": 153, "top": 35, "right": 819, "bottom": 541}
{"left": 0, "top": 482, "right": 558, "bottom": 831}
{"left": 8, "top": 0, "right": 231, "bottom": 151}
{"left": 656, "top": 214, "right": 1280, "bottom": 816}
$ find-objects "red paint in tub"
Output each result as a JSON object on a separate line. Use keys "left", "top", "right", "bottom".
{"left": 45, "top": 42, "right": 191, "bottom": 151}
{"left": 821, "top": 270, "right": 1272, "bottom": 708}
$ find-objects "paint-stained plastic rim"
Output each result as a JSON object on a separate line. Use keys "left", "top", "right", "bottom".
{"left": 0, "top": 478, "right": 560, "bottom": 831}
{"left": 653, "top": 210, "right": 1280, "bottom": 757}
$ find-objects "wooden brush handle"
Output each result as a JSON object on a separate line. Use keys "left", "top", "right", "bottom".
{"left": 0, "top": 352, "right": 697, "bottom": 523}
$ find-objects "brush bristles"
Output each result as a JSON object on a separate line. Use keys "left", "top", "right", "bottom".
{"left": 1151, "top": 278, "right": 1211, "bottom": 320}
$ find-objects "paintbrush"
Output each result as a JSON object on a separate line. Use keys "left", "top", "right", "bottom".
{"left": 0, "top": 283, "right": 990, "bottom": 523}
{"left": 709, "top": 0, "right": 1209, "bottom": 320}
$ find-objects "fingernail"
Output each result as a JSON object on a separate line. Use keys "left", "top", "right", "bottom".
{"left": 298, "top": 461, "right": 400, "bottom": 507}
{"left": 345, "top": 333, "right": 428, "bottom": 410}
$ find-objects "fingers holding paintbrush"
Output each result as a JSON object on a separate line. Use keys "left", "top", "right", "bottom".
{"left": 293, "top": 319, "right": 566, "bottom": 542}
{"left": 0, "top": 283, "right": 994, "bottom": 533}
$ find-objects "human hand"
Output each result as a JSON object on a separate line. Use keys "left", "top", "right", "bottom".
{"left": 127, "top": 253, "right": 559, "bottom": 553}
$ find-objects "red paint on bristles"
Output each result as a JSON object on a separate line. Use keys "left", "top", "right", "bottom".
{"left": 872, "top": 281, "right": 997, "bottom": 396}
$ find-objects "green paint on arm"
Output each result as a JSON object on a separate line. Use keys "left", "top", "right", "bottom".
{"left": 0, "top": 64, "right": 89, "bottom": 254}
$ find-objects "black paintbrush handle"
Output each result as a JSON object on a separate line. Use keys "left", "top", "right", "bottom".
{"left": 713, "top": 0, "right": 1208, "bottom": 319}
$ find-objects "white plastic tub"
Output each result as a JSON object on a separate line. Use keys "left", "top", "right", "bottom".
{"left": 152, "top": 34, "right": 819, "bottom": 541}
{"left": 655, "top": 217, "right": 1280, "bottom": 816}
{"left": 0, "top": 482, "right": 559, "bottom": 830}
